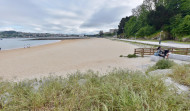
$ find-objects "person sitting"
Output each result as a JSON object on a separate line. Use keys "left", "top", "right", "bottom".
{"left": 154, "top": 46, "right": 169, "bottom": 58}
{"left": 164, "top": 49, "right": 170, "bottom": 59}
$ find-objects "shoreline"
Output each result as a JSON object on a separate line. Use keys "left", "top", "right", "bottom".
{"left": 0, "top": 38, "right": 62, "bottom": 51}
{"left": 0, "top": 39, "right": 82, "bottom": 52}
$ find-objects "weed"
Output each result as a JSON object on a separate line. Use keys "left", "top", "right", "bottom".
{"left": 146, "top": 59, "right": 175, "bottom": 73}
{"left": 127, "top": 54, "right": 138, "bottom": 58}
{"left": 155, "top": 59, "right": 175, "bottom": 69}
{"left": 120, "top": 55, "right": 123, "bottom": 57}
{"left": 168, "top": 64, "right": 190, "bottom": 86}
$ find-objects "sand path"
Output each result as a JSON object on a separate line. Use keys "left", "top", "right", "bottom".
{"left": 0, "top": 38, "right": 153, "bottom": 81}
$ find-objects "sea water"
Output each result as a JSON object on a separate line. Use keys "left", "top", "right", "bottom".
{"left": 0, "top": 38, "right": 60, "bottom": 50}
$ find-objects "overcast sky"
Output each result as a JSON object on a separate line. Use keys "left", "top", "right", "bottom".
{"left": 0, "top": 0, "right": 143, "bottom": 34}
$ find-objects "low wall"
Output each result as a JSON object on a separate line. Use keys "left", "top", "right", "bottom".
{"left": 150, "top": 55, "right": 163, "bottom": 62}
{"left": 169, "top": 54, "right": 190, "bottom": 62}
{"left": 151, "top": 54, "right": 190, "bottom": 62}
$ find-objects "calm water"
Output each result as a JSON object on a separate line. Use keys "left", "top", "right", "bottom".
{"left": 0, "top": 38, "right": 60, "bottom": 50}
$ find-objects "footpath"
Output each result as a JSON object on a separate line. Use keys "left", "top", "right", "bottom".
{"left": 120, "top": 39, "right": 190, "bottom": 48}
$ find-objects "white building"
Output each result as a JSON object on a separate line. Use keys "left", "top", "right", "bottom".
{"left": 109, "top": 29, "right": 118, "bottom": 34}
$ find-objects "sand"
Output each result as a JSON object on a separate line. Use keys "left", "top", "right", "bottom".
{"left": 0, "top": 38, "right": 153, "bottom": 81}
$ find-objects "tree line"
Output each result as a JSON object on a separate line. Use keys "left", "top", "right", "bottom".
{"left": 117, "top": 0, "right": 190, "bottom": 41}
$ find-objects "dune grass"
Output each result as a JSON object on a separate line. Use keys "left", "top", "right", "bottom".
{"left": 0, "top": 70, "right": 189, "bottom": 110}
{"left": 169, "top": 64, "right": 190, "bottom": 87}
{"left": 146, "top": 59, "right": 176, "bottom": 74}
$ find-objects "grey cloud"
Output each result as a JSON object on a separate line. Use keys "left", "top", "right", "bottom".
{"left": 0, "top": 0, "right": 143, "bottom": 34}
{"left": 80, "top": 6, "right": 131, "bottom": 28}
{"left": 0, "top": 0, "right": 47, "bottom": 23}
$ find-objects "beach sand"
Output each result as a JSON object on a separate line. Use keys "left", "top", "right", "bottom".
{"left": 0, "top": 38, "right": 153, "bottom": 81}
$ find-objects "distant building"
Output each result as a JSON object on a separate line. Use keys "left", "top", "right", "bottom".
{"left": 109, "top": 29, "right": 118, "bottom": 34}
{"left": 104, "top": 32, "right": 111, "bottom": 34}
{"left": 79, "top": 34, "right": 84, "bottom": 37}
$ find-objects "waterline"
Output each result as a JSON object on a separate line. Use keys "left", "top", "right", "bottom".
{"left": 0, "top": 38, "right": 60, "bottom": 50}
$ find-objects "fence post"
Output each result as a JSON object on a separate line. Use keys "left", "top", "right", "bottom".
{"left": 185, "top": 48, "right": 188, "bottom": 55}
{"left": 141, "top": 49, "right": 144, "bottom": 57}
{"left": 134, "top": 49, "right": 136, "bottom": 54}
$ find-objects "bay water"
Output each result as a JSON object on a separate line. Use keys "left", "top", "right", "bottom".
{"left": 0, "top": 38, "right": 60, "bottom": 50}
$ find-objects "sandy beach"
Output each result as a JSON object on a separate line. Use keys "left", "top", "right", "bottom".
{"left": 0, "top": 38, "right": 153, "bottom": 81}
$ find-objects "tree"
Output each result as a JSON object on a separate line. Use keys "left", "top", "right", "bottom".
{"left": 119, "top": 0, "right": 190, "bottom": 40}
{"left": 164, "top": 0, "right": 181, "bottom": 16}
{"left": 137, "top": 25, "right": 156, "bottom": 37}
{"left": 117, "top": 16, "right": 131, "bottom": 35}
{"left": 170, "top": 14, "right": 182, "bottom": 36}
{"left": 180, "top": 0, "right": 190, "bottom": 16}
{"left": 176, "top": 15, "right": 190, "bottom": 36}
{"left": 143, "top": 0, "right": 154, "bottom": 11}
{"left": 99, "top": 30, "right": 103, "bottom": 37}
{"left": 147, "top": 5, "right": 172, "bottom": 30}
{"left": 124, "top": 16, "right": 141, "bottom": 37}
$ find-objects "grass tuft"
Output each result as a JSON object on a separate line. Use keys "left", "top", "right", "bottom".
{"left": 0, "top": 70, "right": 189, "bottom": 110}
{"left": 155, "top": 59, "right": 175, "bottom": 69}
{"left": 168, "top": 64, "right": 190, "bottom": 87}
{"left": 120, "top": 55, "right": 123, "bottom": 57}
{"left": 146, "top": 59, "right": 175, "bottom": 73}
{"left": 127, "top": 54, "right": 138, "bottom": 58}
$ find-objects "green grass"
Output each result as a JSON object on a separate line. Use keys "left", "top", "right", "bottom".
{"left": 146, "top": 59, "right": 176, "bottom": 73}
{"left": 127, "top": 54, "right": 138, "bottom": 58}
{"left": 0, "top": 70, "right": 189, "bottom": 110}
{"left": 168, "top": 64, "right": 190, "bottom": 87}
{"left": 155, "top": 59, "right": 175, "bottom": 69}
{"left": 120, "top": 54, "right": 138, "bottom": 58}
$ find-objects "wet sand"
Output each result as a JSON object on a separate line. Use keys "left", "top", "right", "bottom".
{"left": 0, "top": 38, "right": 153, "bottom": 81}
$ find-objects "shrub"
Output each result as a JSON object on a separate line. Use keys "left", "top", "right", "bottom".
{"left": 155, "top": 59, "right": 175, "bottom": 69}
{"left": 146, "top": 59, "right": 175, "bottom": 73}
{"left": 127, "top": 54, "right": 138, "bottom": 58}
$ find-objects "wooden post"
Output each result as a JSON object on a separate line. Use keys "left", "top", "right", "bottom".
{"left": 172, "top": 48, "right": 174, "bottom": 53}
{"left": 185, "top": 48, "right": 188, "bottom": 55}
{"left": 141, "top": 49, "right": 144, "bottom": 57}
{"left": 134, "top": 49, "right": 136, "bottom": 54}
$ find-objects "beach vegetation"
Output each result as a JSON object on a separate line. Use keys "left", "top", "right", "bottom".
{"left": 127, "top": 54, "right": 138, "bottom": 58}
{"left": 0, "top": 70, "right": 189, "bottom": 110}
{"left": 168, "top": 64, "right": 190, "bottom": 86}
{"left": 146, "top": 59, "right": 175, "bottom": 73}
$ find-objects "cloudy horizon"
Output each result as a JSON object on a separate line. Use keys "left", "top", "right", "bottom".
{"left": 0, "top": 0, "right": 143, "bottom": 34}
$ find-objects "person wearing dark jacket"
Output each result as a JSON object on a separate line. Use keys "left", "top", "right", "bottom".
{"left": 154, "top": 46, "right": 169, "bottom": 58}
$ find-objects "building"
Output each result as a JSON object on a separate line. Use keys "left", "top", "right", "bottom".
{"left": 109, "top": 29, "right": 118, "bottom": 34}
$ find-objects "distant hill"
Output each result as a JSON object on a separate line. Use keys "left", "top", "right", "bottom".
{"left": 0, "top": 31, "right": 76, "bottom": 38}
